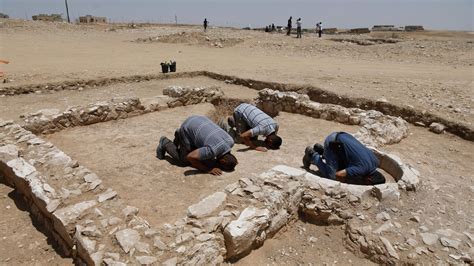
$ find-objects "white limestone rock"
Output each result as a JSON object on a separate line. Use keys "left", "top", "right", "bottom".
{"left": 420, "top": 232, "right": 439, "bottom": 245}
{"left": 115, "top": 228, "right": 141, "bottom": 253}
{"left": 187, "top": 192, "right": 227, "bottom": 218}
{"left": 0, "top": 144, "right": 19, "bottom": 162}
{"left": 223, "top": 207, "right": 270, "bottom": 258}
{"left": 135, "top": 256, "right": 157, "bottom": 265}
{"left": 54, "top": 200, "right": 98, "bottom": 225}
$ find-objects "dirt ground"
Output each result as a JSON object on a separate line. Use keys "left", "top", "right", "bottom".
{"left": 1, "top": 19, "right": 472, "bottom": 126}
{"left": 0, "top": 19, "right": 473, "bottom": 264}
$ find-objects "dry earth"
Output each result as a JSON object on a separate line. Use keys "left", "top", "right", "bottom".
{"left": 0, "top": 19, "right": 473, "bottom": 264}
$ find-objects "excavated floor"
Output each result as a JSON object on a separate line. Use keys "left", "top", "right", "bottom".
{"left": 44, "top": 103, "right": 362, "bottom": 226}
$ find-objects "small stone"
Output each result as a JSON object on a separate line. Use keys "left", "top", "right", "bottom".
{"left": 419, "top": 225, "right": 429, "bottom": 232}
{"left": 420, "top": 232, "right": 439, "bottom": 245}
{"left": 429, "top": 122, "right": 446, "bottom": 134}
{"left": 380, "top": 236, "right": 399, "bottom": 259}
{"left": 410, "top": 216, "right": 421, "bottom": 223}
{"left": 308, "top": 236, "right": 317, "bottom": 243}
{"left": 187, "top": 192, "right": 227, "bottom": 218}
{"left": 115, "top": 229, "right": 141, "bottom": 253}
{"left": 135, "top": 256, "right": 157, "bottom": 265}
{"left": 122, "top": 206, "right": 139, "bottom": 218}
{"left": 175, "top": 232, "right": 194, "bottom": 244}
{"left": 98, "top": 189, "right": 117, "bottom": 202}
{"left": 406, "top": 238, "right": 418, "bottom": 247}
{"left": 196, "top": 233, "right": 214, "bottom": 242}
{"left": 439, "top": 237, "right": 460, "bottom": 249}
{"left": 373, "top": 222, "right": 393, "bottom": 235}
{"left": 376, "top": 212, "right": 391, "bottom": 221}
{"left": 135, "top": 242, "right": 150, "bottom": 253}
{"left": 176, "top": 246, "right": 186, "bottom": 253}
{"left": 153, "top": 237, "right": 167, "bottom": 250}
{"left": 108, "top": 217, "right": 122, "bottom": 226}
{"left": 162, "top": 257, "right": 178, "bottom": 266}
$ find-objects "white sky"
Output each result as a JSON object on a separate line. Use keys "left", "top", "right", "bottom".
{"left": 1, "top": 0, "right": 473, "bottom": 30}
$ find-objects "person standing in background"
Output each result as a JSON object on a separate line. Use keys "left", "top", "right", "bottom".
{"left": 296, "top": 18, "right": 302, "bottom": 38}
{"left": 317, "top": 22, "right": 323, "bottom": 38}
{"left": 287, "top": 16, "right": 292, "bottom": 36}
{"left": 203, "top": 18, "right": 208, "bottom": 32}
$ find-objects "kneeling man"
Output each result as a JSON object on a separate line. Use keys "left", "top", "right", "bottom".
{"left": 229, "top": 103, "right": 282, "bottom": 152}
{"left": 156, "top": 115, "right": 238, "bottom": 175}
{"left": 303, "top": 132, "right": 385, "bottom": 185}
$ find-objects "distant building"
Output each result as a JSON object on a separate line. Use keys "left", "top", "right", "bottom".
{"left": 32, "top": 14, "right": 63, "bottom": 22}
{"left": 372, "top": 25, "right": 396, "bottom": 31}
{"left": 349, "top": 28, "right": 371, "bottom": 34}
{"left": 79, "top": 15, "right": 107, "bottom": 24}
{"left": 0, "top": 13, "right": 9, "bottom": 19}
{"left": 404, "top": 25, "right": 424, "bottom": 32}
{"left": 322, "top": 28, "right": 338, "bottom": 34}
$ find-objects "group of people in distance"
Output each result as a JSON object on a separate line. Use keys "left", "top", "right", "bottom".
{"left": 287, "top": 16, "right": 323, "bottom": 38}
{"left": 156, "top": 103, "right": 386, "bottom": 185}
{"left": 202, "top": 17, "right": 322, "bottom": 39}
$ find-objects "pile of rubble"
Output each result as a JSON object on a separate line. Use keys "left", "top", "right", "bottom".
{"left": 257, "top": 89, "right": 409, "bottom": 147}
{"left": 163, "top": 85, "right": 224, "bottom": 108}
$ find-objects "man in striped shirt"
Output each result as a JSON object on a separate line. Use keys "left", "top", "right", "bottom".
{"left": 156, "top": 116, "right": 238, "bottom": 175}
{"left": 229, "top": 103, "right": 282, "bottom": 152}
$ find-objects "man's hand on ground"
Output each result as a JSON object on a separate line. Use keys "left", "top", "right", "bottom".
{"left": 255, "top": 146, "right": 268, "bottom": 152}
{"left": 208, "top": 168, "right": 223, "bottom": 176}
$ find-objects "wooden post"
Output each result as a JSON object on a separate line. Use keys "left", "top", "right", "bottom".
{"left": 65, "top": 0, "right": 70, "bottom": 23}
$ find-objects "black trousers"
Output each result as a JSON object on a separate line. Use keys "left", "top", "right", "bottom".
{"left": 162, "top": 130, "right": 191, "bottom": 166}
{"left": 287, "top": 26, "right": 292, "bottom": 35}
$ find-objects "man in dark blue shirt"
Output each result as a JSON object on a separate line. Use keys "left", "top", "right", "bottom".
{"left": 303, "top": 132, "right": 385, "bottom": 185}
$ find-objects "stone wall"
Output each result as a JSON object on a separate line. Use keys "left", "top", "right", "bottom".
{"left": 23, "top": 98, "right": 146, "bottom": 134}
{"left": 163, "top": 85, "right": 224, "bottom": 108}
{"left": 21, "top": 86, "right": 223, "bottom": 135}
{"left": 256, "top": 89, "right": 409, "bottom": 147}
{"left": 2, "top": 71, "right": 472, "bottom": 141}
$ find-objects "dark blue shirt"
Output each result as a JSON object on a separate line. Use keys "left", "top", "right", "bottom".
{"left": 311, "top": 132, "right": 379, "bottom": 179}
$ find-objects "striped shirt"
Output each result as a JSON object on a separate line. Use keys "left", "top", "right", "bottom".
{"left": 179, "top": 116, "right": 234, "bottom": 160}
{"left": 234, "top": 103, "right": 279, "bottom": 137}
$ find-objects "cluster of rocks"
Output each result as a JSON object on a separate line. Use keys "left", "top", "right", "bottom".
{"left": 257, "top": 89, "right": 409, "bottom": 147}
{"left": 22, "top": 98, "right": 146, "bottom": 134}
{"left": 330, "top": 38, "right": 400, "bottom": 46}
{"left": 1, "top": 114, "right": 424, "bottom": 264}
{"left": 163, "top": 85, "right": 224, "bottom": 108}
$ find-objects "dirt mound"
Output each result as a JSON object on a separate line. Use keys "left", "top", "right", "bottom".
{"left": 134, "top": 31, "right": 244, "bottom": 48}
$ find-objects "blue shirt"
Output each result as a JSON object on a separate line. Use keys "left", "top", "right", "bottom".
{"left": 179, "top": 116, "right": 234, "bottom": 160}
{"left": 312, "top": 132, "right": 379, "bottom": 180}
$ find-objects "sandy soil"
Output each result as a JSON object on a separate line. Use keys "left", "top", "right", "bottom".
{"left": 44, "top": 104, "right": 358, "bottom": 226}
{"left": 0, "top": 19, "right": 473, "bottom": 264}
{"left": 0, "top": 183, "right": 71, "bottom": 265}
{"left": 1, "top": 19, "right": 472, "bottom": 126}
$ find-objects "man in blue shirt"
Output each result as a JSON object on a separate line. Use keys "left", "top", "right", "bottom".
{"left": 156, "top": 116, "right": 238, "bottom": 176}
{"left": 303, "top": 132, "right": 385, "bottom": 185}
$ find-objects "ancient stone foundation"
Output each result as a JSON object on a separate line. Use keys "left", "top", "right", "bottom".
{"left": 257, "top": 89, "right": 409, "bottom": 148}
{"left": 0, "top": 116, "right": 420, "bottom": 264}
